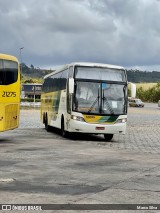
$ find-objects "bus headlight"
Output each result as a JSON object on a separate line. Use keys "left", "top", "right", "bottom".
{"left": 71, "top": 115, "right": 85, "bottom": 122}
{"left": 116, "top": 118, "right": 127, "bottom": 123}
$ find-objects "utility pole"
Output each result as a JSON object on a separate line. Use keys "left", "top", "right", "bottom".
{"left": 20, "top": 47, "right": 24, "bottom": 76}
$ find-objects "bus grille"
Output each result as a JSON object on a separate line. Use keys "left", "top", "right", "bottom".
{"left": 5, "top": 104, "right": 19, "bottom": 130}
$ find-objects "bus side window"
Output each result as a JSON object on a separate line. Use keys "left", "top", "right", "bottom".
{"left": 44, "top": 79, "right": 49, "bottom": 92}
{"left": 61, "top": 69, "right": 69, "bottom": 90}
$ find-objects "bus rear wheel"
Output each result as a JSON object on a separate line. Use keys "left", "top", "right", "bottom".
{"left": 45, "top": 115, "right": 51, "bottom": 132}
{"left": 104, "top": 134, "right": 113, "bottom": 142}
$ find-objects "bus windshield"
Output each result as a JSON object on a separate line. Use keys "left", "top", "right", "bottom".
{"left": 73, "top": 81, "right": 127, "bottom": 115}
{"left": 73, "top": 66, "right": 127, "bottom": 115}
{"left": 0, "top": 59, "right": 18, "bottom": 85}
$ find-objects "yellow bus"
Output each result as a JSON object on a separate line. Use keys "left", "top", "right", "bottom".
{"left": 0, "top": 54, "right": 20, "bottom": 132}
{"left": 41, "top": 62, "right": 131, "bottom": 141}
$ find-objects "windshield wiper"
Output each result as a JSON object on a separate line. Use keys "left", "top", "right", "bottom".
{"left": 88, "top": 89, "right": 100, "bottom": 113}
{"left": 102, "top": 97, "right": 115, "bottom": 115}
{"left": 102, "top": 89, "right": 114, "bottom": 114}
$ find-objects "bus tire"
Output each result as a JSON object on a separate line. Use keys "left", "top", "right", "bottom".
{"left": 45, "top": 115, "right": 51, "bottom": 132}
{"left": 104, "top": 134, "right": 113, "bottom": 142}
{"left": 61, "top": 117, "right": 68, "bottom": 138}
{"left": 43, "top": 113, "right": 46, "bottom": 124}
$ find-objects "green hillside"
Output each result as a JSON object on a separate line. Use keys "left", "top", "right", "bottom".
{"left": 21, "top": 63, "right": 53, "bottom": 83}
{"left": 126, "top": 70, "right": 160, "bottom": 83}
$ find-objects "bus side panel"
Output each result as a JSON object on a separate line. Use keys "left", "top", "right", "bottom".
{"left": 0, "top": 104, "right": 4, "bottom": 131}
{"left": 49, "top": 90, "right": 67, "bottom": 129}
{"left": 57, "top": 89, "right": 67, "bottom": 128}
{"left": 41, "top": 90, "right": 64, "bottom": 129}
{"left": 40, "top": 93, "right": 52, "bottom": 125}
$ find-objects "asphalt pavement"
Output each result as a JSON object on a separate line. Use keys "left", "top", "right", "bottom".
{"left": 0, "top": 103, "right": 160, "bottom": 212}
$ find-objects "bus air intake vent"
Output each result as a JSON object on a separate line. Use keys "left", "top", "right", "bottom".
{"left": 5, "top": 104, "right": 19, "bottom": 130}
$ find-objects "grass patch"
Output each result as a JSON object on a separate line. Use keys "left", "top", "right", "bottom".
{"left": 136, "top": 83, "right": 157, "bottom": 90}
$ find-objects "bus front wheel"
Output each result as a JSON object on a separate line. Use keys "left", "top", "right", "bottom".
{"left": 104, "top": 134, "right": 113, "bottom": 142}
{"left": 61, "top": 117, "right": 68, "bottom": 138}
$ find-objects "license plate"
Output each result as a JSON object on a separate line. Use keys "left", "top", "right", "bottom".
{"left": 96, "top": 127, "right": 105, "bottom": 130}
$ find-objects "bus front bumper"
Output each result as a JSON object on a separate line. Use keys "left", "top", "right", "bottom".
{"left": 67, "top": 120, "right": 126, "bottom": 135}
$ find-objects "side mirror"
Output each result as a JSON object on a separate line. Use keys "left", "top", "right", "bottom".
{"left": 69, "top": 78, "right": 74, "bottom": 94}
{"left": 128, "top": 82, "right": 136, "bottom": 98}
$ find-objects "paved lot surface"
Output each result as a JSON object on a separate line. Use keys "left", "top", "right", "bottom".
{"left": 0, "top": 103, "right": 160, "bottom": 212}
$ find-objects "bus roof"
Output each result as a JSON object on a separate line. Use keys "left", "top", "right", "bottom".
{"left": 70, "top": 62, "right": 124, "bottom": 69}
{"left": 44, "top": 62, "right": 125, "bottom": 79}
{"left": 0, "top": 54, "right": 18, "bottom": 62}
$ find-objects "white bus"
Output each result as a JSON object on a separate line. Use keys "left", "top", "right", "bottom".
{"left": 41, "top": 62, "right": 129, "bottom": 141}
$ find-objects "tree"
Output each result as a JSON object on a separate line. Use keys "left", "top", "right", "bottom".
{"left": 30, "top": 64, "right": 35, "bottom": 70}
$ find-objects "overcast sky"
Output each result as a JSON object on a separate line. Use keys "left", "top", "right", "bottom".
{"left": 1, "top": 0, "right": 160, "bottom": 71}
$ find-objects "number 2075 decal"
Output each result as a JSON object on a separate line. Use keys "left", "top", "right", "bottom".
{"left": 2, "top": 91, "right": 17, "bottom": 97}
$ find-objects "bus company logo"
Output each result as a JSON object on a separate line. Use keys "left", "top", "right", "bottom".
{"left": 86, "top": 116, "right": 95, "bottom": 119}
{"left": 2, "top": 205, "right": 11, "bottom": 210}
